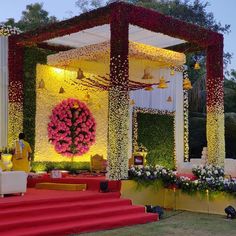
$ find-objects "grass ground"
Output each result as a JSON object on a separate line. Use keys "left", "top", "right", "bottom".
{"left": 80, "top": 210, "right": 236, "bottom": 236}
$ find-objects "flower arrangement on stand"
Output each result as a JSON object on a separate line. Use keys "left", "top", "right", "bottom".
{"left": 0, "top": 147, "right": 14, "bottom": 171}
{"left": 128, "top": 164, "right": 236, "bottom": 197}
{"left": 48, "top": 98, "right": 96, "bottom": 157}
{"left": 128, "top": 165, "right": 177, "bottom": 188}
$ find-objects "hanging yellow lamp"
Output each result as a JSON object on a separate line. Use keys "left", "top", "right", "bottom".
{"left": 167, "top": 96, "right": 172, "bottom": 102}
{"left": 130, "top": 99, "right": 135, "bottom": 106}
{"left": 157, "top": 76, "right": 168, "bottom": 89}
{"left": 77, "top": 68, "right": 85, "bottom": 80}
{"left": 194, "top": 61, "right": 201, "bottom": 70}
{"left": 59, "top": 87, "right": 65, "bottom": 94}
{"left": 142, "top": 68, "right": 153, "bottom": 80}
{"left": 38, "top": 79, "right": 45, "bottom": 89}
{"left": 144, "top": 86, "right": 154, "bottom": 91}
{"left": 183, "top": 78, "right": 192, "bottom": 90}
{"left": 170, "top": 68, "right": 175, "bottom": 76}
{"left": 84, "top": 92, "right": 90, "bottom": 102}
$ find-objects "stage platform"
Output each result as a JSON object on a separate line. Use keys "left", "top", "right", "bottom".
{"left": 27, "top": 174, "right": 121, "bottom": 192}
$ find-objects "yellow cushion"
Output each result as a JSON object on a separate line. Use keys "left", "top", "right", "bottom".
{"left": 35, "top": 182, "right": 87, "bottom": 191}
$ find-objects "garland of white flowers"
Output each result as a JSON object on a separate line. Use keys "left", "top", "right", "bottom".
{"left": 170, "top": 65, "right": 189, "bottom": 162}
{"left": 47, "top": 41, "right": 186, "bottom": 67}
{"left": 183, "top": 69, "right": 190, "bottom": 162}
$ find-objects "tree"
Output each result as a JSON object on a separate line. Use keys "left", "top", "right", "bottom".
{"left": 2, "top": 3, "right": 57, "bottom": 32}
{"left": 230, "top": 69, "right": 236, "bottom": 82}
{"left": 76, "top": 0, "right": 230, "bottom": 34}
{"left": 132, "top": 0, "right": 230, "bottom": 34}
{"left": 75, "top": 0, "right": 104, "bottom": 13}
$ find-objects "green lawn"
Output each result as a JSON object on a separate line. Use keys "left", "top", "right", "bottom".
{"left": 79, "top": 211, "right": 236, "bottom": 236}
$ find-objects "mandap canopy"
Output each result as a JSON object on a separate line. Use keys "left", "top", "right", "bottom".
{"left": 5, "top": 2, "right": 224, "bottom": 179}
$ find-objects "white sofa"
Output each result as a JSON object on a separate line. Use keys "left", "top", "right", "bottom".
{"left": 0, "top": 171, "right": 27, "bottom": 197}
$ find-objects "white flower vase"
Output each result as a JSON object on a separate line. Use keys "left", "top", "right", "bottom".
{"left": 1, "top": 154, "right": 13, "bottom": 171}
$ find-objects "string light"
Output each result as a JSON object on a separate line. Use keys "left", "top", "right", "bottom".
{"left": 194, "top": 61, "right": 201, "bottom": 70}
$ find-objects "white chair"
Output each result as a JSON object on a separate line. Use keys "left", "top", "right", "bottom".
{"left": 0, "top": 171, "right": 27, "bottom": 197}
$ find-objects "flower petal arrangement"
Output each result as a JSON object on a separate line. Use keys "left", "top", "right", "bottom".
{"left": 48, "top": 98, "right": 96, "bottom": 157}
{"left": 128, "top": 164, "right": 236, "bottom": 196}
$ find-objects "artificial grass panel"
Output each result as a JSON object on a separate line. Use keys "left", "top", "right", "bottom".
{"left": 137, "top": 112, "right": 175, "bottom": 169}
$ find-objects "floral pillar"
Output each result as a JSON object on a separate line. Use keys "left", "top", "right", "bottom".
{"left": 0, "top": 36, "right": 8, "bottom": 147}
{"left": 206, "top": 39, "right": 225, "bottom": 166}
{"left": 8, "top": 36, "right": 24, "bottom": 146}
{"left": 107, "top": 5, "right": 129, "bottom": 180}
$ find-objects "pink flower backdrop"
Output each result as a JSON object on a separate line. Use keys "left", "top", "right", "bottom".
{"left": 48, "top": 98, "right": 96, "bottom": 157}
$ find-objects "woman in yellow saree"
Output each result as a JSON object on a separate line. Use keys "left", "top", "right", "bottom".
{"left": 12, "top": 133, "right": 32, "bottom": 173}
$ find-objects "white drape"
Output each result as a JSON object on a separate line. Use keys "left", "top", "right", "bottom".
{"left": 0, "top": 36, "right": 9, "bottom": 148}
{"left": 130, "top": 69, "right": 182, "bottom": 111}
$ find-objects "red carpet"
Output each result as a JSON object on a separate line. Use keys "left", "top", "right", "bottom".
{"left": 0, "top": 188, "right": 158, "bottom": 236}
{"left": 27, "top": 175, "right": 121, "bottom": 191}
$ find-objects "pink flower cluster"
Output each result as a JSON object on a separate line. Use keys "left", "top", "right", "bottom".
{"left": 48, "top": 98, "right": 96, "bottom": 157}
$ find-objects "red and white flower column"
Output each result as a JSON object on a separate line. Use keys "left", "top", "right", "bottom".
{"left": 107, "top": 6, "right": 129, "bottom": 180}
{"left": 8, "top": 36, "right": 24, "bottom": 146}
{"left": 0, "top": 36, "right": 8, "bottom": 147}
{"left": 206, "top": 38, "right": 225, "bottom": 166}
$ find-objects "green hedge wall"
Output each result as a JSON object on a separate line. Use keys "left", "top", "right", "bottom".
{"left": 137, "top": 112, "right": 175, "bottom": 169}
{"left": 23, "top": 47, "right": 53, "bottom": 160}
{"left": 31, "top": 161, "right": 91, "bottom": 173}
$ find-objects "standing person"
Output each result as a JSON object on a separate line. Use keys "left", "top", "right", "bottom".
{"left": 12, "top": 133, "right": 32, "bottom": 173}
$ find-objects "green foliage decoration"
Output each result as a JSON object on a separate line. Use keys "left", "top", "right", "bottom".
{"left": 136, "top": 112, "right": 175, "bottom": 169}
{"left": 31, "top": 161, "right": 90, "bottom": 174}
{"left": 23, "top": 47, "right": 53, "bottom": 160}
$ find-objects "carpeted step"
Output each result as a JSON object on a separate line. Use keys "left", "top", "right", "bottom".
{"left": 0, "top": 198, "right": 132, "bottom": 219}
{"left": 0, "top": 189, "right": 158, "bottom": 236}
{"left": 0, "top": 205, "right": 146, "bottom": 233}
{"left": 3, "top": 211, "right": 158, "bottom": 236}
{"left": 0, "top": 191, "right": 121, "bottom": 210}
